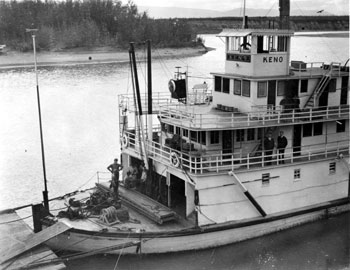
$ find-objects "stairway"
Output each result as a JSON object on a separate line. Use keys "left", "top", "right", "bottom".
{"left": 303, "top": 72, "right": 331, "bottom": 109}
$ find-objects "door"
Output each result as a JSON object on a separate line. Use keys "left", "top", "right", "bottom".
{"left": 222, "top": 130, "right": 233, "bottom": 159}
{"left": 267, "top": 80, "right": 276, "bottom": 110}
{"left": 341, "top": 76, "right": 348, "bottom": 105}
{"left": 293, "top": 125, "right": 302, "bottom": 157}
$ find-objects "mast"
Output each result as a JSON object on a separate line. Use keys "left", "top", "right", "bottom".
{"left": 26, "top": 28, "right": 49, "bottom": 211}
{"left": 129, "top": 42, "right": 149, "bottom": 170}
{"left": 147, "top": 40, "right": 153, "bottom": 141}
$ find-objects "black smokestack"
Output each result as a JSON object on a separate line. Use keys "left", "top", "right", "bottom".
{"left": 279, "top": 0, "right": 290, "bottom": 29}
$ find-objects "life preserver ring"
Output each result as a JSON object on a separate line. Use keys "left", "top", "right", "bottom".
{"left": 170, "top": 152, "right": 180, "bottom": 167}
{"left": 168, "top": 79, "right": 176, "bottom": 94}
{"left": 121, "top": 134, "right": 129, "bottom": 148}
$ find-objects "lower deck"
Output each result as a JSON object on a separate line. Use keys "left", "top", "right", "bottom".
{"left": 49, "top": 183, "right": 195, "bottom": 234}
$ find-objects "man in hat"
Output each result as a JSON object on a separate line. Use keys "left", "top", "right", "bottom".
{"left": 277, "top": 131, "right": 288, "bottom": 164}
{"left": 107, "top": 158, "right": 123, "bottom": 198}
{"left": 264, "top": 132, "right": 275, "bottom": 166}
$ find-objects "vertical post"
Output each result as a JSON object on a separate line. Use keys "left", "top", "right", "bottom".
{"left": 242, "top": 0, "right": 246, "bottom": 28}
{"left": 27, "top": 28, "right": 49, "bottom": 211}
{"left": 146, "top": 40, "right": 154, "bottom": 192}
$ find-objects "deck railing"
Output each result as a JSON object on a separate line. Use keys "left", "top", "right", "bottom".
{"left": 123, "top": 130, "right": 349, "bottom": 175}
{"left": 159, "top": 104, "right": 349, "bottom": 129}
{"left": 291, "top": 61, "right": 343, "bottom": 78}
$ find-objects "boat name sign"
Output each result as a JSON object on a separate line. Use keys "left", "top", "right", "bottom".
{"left": 263, "top": 56, "right": 284, "bottom": 63}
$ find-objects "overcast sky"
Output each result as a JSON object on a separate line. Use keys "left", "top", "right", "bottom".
{"left": 123, "top": 0, "right": 349, "bottom": 15}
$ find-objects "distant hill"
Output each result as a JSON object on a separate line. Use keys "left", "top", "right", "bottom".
{"left": 138, "top": 6, "right": 334, "bottom": 19}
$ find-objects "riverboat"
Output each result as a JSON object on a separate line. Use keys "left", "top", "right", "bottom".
{"left": 5, "top": 0, "right": 348, "bottom": 262}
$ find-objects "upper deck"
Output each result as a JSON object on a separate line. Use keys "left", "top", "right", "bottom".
{"left": 119, "top": 93, "right": 349, "bottom": 131}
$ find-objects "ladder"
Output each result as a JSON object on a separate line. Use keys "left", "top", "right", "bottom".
{"left": 303, "top": 62, "right": 341, "bottom": 109}
{"left": 303, "top": 71, "right": 331, "bottom": 109}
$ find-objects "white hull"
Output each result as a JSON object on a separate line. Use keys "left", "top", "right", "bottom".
{"left": 46, "top": 199, "right": 349, "bottom": 254}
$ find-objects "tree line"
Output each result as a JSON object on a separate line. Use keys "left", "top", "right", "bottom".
{"left": 0, "top": 0, "right": 197, "bottom": 51}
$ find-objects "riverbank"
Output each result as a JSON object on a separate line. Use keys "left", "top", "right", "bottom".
{"left": 0, "top": 46, "right": 208, "bottom": 69}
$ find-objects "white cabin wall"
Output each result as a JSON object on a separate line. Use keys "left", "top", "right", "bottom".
{"left": 197, "top": 159, "right": 349, "bottom": 226}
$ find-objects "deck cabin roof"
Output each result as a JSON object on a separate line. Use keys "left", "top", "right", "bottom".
{"left": 217, "top": 28, "right": 294, "bottom": 37}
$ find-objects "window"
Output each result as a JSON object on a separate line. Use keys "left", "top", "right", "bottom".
{"left": 200, "top": 131, "right": 206, "bottom": 145}
{"left": 300, "top": 79, "right": 308, "bottom": 93}
{"left": 257, "top": 128, "right": 263, "bottom": 140}
{"left": 190, "top": 131, "right": 197, "bottom": 142}
{"left": 303, "top": 123, "right": 312, "bottom": 137}
{"left": 234, "top": 79, "right": 241, "bottom": 95}
{"left": 242, "top": 80, "right": 251, "bottom": 97}
{"left": 168, "top": 125, "right": 174, "bottom": 133}
{"left": 262, "top": 173, "right": 270, "bottom": 186}
{"left": 329, "top": 79, "right": 336, "bottom": 92}
{"left": 223, "top": 78, "right": 230, "bottom": 94}
{"left": 294, "top": 169, "right": 301, "bottom": 180}
{"left": 303, "top": 123, "right": 323, "bottom": 137}
{"left": 329, "top": 162, "right": 336, "bottom": 174}
{"left": 258, "top": 81, "right": 267, "bottom": 97}
{"left": 210, "top": 131, "right": 219, "bottom": 144}
{"left": 277, "top": 81, "right": 286, "bottom": 96}
{"left": 313, "top": 122, "right": 323, "bottom": 136}
{"left": 336, "top": 120, "right": 346, "bottom": 133}
{"left": 277, "top": 36, "right": 287, "bottom": 52}
{"left": 175, "top": 127, "right": 181, "bottom": 135}
{"left": 183, "top": 129, "right": 188, "bottom": 137}
{"left": 236, "top": 129, "right": 244, "bottom": 142}
{"left": 215, "top": 76, "right": 222, "bottom": 92}
{"left": 247, "top": 129, "right": 255, "bottom": 141}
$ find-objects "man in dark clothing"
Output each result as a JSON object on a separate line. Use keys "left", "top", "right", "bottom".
{"left": 264, "top": 133, "right": 275, "bottom": 166}
{"left": 277, "top": 131, "right": 288, "bottom": 164}
{"left": 107, "top": 158, "right": 123, "bottom": 199}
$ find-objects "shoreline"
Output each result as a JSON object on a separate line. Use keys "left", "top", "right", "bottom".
{"left": 0, "top": 46, "right": 208, "bottom": 70}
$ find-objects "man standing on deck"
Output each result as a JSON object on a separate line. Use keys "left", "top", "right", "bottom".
{"left": 277, "top": 131, "right": 288, "bottom": 164}
{"left": 107, "top": 158, "right": 123, "bottom": 199}
{"left": 264, "top": 133, "right": 275, "bottom": 166}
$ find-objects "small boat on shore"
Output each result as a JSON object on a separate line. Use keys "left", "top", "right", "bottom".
{"left": 2, "top": 0, "right": 348, "bottom": 264}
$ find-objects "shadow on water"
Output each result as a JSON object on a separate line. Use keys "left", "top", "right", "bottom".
{"left": 66, "top": 213, "right": 349, "bottom": 270}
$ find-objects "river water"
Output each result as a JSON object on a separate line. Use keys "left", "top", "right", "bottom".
{"left": 0, "top": 33, "right": 349, "bottom": 269}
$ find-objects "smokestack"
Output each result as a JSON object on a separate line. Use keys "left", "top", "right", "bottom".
{"left": 279, "top": 0, "right": 290, "bottom": 29}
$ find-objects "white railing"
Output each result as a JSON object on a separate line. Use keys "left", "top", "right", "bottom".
{"left": 123, "top": 130, "right": 349, "bottom": 175}
{"left": 290, "top": 61, "right": 342, "bottom": 78}
{"left": 159, "top": 105, "right": 349, "bottom": 129}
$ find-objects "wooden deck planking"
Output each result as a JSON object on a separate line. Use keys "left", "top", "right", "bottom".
{"left": 96, "top": 182, "right": 176, "bottom": 224}
{"left": 0, "top": 210, "right": 66, "bottom": 270}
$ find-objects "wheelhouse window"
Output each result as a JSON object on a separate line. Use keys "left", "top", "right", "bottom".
{"left": 258, "top": 81, "right": 267, "bottom": 97}
{"left": 258, "top": 35, "right": 288, "bottom": 53}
